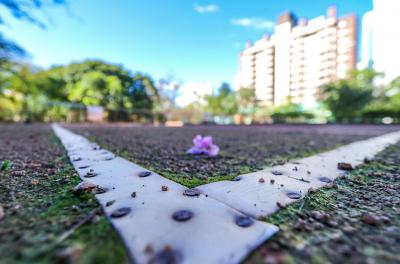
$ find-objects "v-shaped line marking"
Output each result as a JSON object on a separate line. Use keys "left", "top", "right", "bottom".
{"left": 52, "top": 124, "right": 400, "bottom": 264}
{"left": 52, "top": 124, "right": 278, "bottom": 264}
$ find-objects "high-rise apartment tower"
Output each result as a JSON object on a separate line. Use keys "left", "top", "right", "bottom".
{"left": 235, "top": 6, "right": 357, "bottom": 107}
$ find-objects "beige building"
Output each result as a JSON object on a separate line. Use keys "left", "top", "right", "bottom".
{"left": 235, "top": 6, "right": 357, "bottom": 107}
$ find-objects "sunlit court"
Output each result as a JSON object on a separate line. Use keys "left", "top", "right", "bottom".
{"left": 1, "top": 1, "right": 400, "bottom": 263}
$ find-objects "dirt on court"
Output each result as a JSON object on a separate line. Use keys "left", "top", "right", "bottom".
{"left": 65, "top": 124, "right": 400, "bottom": 187}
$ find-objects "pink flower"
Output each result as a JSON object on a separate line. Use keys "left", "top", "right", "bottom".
{"left": 187, "top": 135, "right": 219, "bottom": 157}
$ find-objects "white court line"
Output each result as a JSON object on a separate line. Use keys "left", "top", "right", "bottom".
{"left": 53, "top": 124, "right": 400, "bottom": 263}
{"left": 52, "top": 124, "right": 278, "bottom": 264}
{"left": 198, "top": 130, "right": 400, "bottom": 218}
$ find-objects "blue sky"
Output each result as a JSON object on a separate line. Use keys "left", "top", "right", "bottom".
{"left": 1, "top": 0, "right": 371, "bottom": 89}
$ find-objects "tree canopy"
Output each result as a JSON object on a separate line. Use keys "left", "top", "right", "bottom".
{"left": 322, "top": 69, "right": 378, "bottom": 122}
{"left": 0, "top": 60, "right": 159, "bottom": 122}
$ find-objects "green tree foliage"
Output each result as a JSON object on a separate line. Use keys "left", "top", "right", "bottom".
{"left": 0, "top": 1, "right": 67, "bottom": 121}
{"left": 362, "top": 76, "right": 400, "bottom": 122}
{"left": 0, "top": 33, "right": 25, "bottom": 64}
{"left": 205, "top": 82, "right": 238, "bottom": 118}
{"left": 0, "top": 60, "right": 159, "bottom": 122}
{"left": 271, "top": 103, "right": 314, "bottom": 123}
{"left": 236, "top": 87, "right": 257, "bottom": 123}
{"left": 0, "top": 62, "right": 44, "bottom": 121}
{"left": 322, "top": 69, "right": 379, "bottom": 122}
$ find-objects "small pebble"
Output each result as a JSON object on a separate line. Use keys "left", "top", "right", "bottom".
{"left": 144, "top": 244, "right": 153, "bottom": 254}
{"left": 380, "top": 215, "right": 391, "bottom": 224}
{"left": 84, "top": 170, "right": 97, "bottom": 177}
{"left": 342, "top": 225, "right": 356, "bottom": 234}
{"left": 308, "top": 187, "right": 316, "bottom": 193}
{"left": 338, "top": 162, "right": 353, "bottom": 171}
{"left": 93, "top": 186, "right": 107, "bottom": 194}
{"left": 361, "top": 212, "right": 380, "bottom": 226}
{"left": 311, "top": 210, "right": 329, "bottom": 222}
{"left": 72, "top": 181, "right": 96, "bottom": 193}
{"left": 148, "top": 246, "right": 182, "bottom": 264}
{"left": 293, "top": 218, "right": 311, "bottom": 232}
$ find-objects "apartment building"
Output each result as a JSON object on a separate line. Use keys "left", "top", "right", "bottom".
{"left": 238, "top": 36, "right": 275, "bottom": 102}
{"left": 235, "top": 6, "right": 357, "bottom": 107}
{"left": 360, "top": 0, "right": 400, "bottom": 84}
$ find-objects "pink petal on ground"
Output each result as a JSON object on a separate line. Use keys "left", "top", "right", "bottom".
{"left": 192, "top": 135, "right": 203, "bottom": 148}
{"left": 187, "top": 146, "right": 203, "bottom": 155}
{"left": 202, "top": 136, "right": 213, "bottom": 147}
{"left": 206, "top": 144, "right": 220, "bottom": 157}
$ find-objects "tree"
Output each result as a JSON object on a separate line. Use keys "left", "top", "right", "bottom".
{"left": 362, "top": 75, "right": 400, "bottom": 122}
{"left": 0, "top": 62, "right": 48, "bottom": 121}
{"left": 323, "top": 69, "right": 378, "bottom": 122}
{"left": 0, "top": 0, "right": 65, "bottom": 62}
{"left": 236, "top": 87, "right": 257, "bottom": 123}
{"left": 68, "top": 71, "right": 111, "bottom": 106}
{"left": 271, "top": 103, "right": 314, "bottom": 123}
{"left": 0, "top": 33, "right": 25, "bottom": 64}
{"left": 155, "top": 74, "right": 182, "bottom": 122}
{"left": 157, "top": 74, "right": 182, "bottom": 108}
{"left": 0, "top": 0, "right": 65, "bottom": 26}
{"left": 0, "top": 59, "right": 160, "bottom": 122}
{"left": 59, "top": 60, "right": 158, "bottom": 121}
{"left": 128, "top": 73, "right": 159, "bottom": 118}
{"left": 205, "top": 82, "right": 237, "bottom": 119}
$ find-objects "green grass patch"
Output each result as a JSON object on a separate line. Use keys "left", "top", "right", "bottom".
{"left": 0, "top": 137, "right": 129, "bottom": 264}
{"left": 1, "top": 159, "right": 13, "bottom": 171}
{"left": 247, "top": 143, "right": 400, "bottom": 263}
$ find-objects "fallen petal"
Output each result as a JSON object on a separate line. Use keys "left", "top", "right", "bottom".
{"left": 202, "top": 136, "right": 213, "bottom": 147}
{"left": 207, "top": 144, "right": 220, "bottom": 157}
{"left": 187, "top": 147, "right": 203, "bottom": 155}
{"left": 192, "top": 135, "right": 203, "bottom": 148}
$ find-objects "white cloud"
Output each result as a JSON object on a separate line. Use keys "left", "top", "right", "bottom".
{"left": 176, "top": 81, "right": 214, "bottom": 107}
{"left": 194, "top": 4, "right": 219, "bottom": 14}
{"left": 231, "top": 18, "right": 275, "bottom": 30}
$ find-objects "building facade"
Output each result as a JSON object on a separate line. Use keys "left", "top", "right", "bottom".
{"left": 360, "top": 0, "right": 400, "bottom": 84}
{"left": 235, "top": 6, "right": 357, "bottom": 107}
